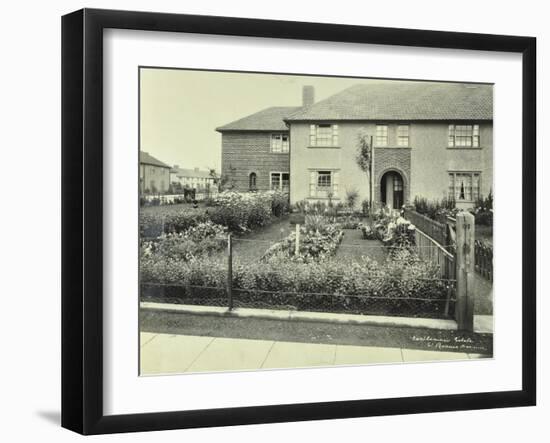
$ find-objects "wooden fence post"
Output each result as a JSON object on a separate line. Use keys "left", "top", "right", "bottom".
{"left": 455, "top": 211, "right": 475, "bottom": 331}
{"left": 227, "top": 234, "right": 233, "bottom": 310}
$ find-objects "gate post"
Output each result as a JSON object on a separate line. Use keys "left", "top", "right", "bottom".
{"left": 455, "top": 211, "right": 475, "bottom": 331}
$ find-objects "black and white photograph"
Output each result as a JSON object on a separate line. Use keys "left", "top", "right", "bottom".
{"left": 138, "top": 69, "right": 494, "bottom": 375}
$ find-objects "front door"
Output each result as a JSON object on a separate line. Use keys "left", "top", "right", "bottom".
{"left": 381, "top": 171, "right": 404, "bottom": 210}
{"left": 393, "top": 175, "right": 403, "bottom": 209}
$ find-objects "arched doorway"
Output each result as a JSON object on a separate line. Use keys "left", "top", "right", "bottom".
{"left": 380, "top": 171, "right": 404, "bottom": 209}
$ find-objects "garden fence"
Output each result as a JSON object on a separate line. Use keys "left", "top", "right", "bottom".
{"left": 474, "top": 240, "right": 493, "bottom": 281}
{"left": 141, "top": 235, "right": 457, "bottom": 320}
{"left": 402, "top": 208, "right": 447, "bottom": 247}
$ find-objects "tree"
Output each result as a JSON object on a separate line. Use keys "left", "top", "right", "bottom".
{"left": 355, "top": 128, "right": 373, "bottom": 208}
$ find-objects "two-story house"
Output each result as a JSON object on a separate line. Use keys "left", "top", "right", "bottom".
{"left": 218, "top": 82, "right": 493, "bottom": 209}
{"left": 216, "top": 86, "right": 315, "bottom": 192}
{"left": 139, "top": 151, "right": 171, "bottom": 194}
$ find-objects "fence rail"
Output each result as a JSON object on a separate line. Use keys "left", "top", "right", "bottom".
{"left": 403, "top": 208, "right": 447, "bottom": 246}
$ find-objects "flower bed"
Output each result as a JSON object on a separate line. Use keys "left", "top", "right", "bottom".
{"left": 140, "top": 190, "right": 289, "bottom": 237}
{"left": 262, "top": 217, "right": 344, "bottom": 262}
{"left": 142, "top": 221, "right": 228, "bottom": 261}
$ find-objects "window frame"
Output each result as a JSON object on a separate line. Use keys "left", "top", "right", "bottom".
{"left": 375, "top": 124, "right": 389, "bottom": 147}
{"left": 448, "top": 124, "right": 481, "bottom": 148}
{"left": 308, "top": 169, "right": 340, "bottom": 198}
{"left": 270, "top": 171, "right": 290, "bottom": 192}
{"left": 270, "top": 133, "right": 290, "bottom": 153}
{"left": 448, "top": 171, "right": 481, "bottom": 202}
{"left": 397, "top": 125, "right": 410, "bottom": 147}
{"left": 309, "top": 124, "right": 339, "bottom": 147}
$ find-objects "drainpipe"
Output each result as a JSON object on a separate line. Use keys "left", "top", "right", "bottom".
{"left": 370, "top": 135, "right": 374, "bottom": 211}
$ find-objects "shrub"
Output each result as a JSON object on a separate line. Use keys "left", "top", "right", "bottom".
{"left": 142, "top": 221, "right": 228, "bottom": 261}
{"left": 140, "top": 250, "right": 449, "bottom": 316}
{"left": 140, "top": 210, "right": 209, "bottom": 238}
{"left": 345, "top": 188, "right": 360, "bottom": 210}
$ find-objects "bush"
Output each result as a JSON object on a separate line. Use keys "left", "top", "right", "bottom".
{"left": 140, "top": 249, "right": 448, "bottom": 316}
{"left": 208, "top": 191, "right": 278, "bottom": 232}
{"left": 345, "top": 188, "right": 359, "bottom": 210}
{"left": 142, "top": 221, "right": 228, "bottom": 261}
{"left": 140, "top": 210, "right": 209, "bottom": 238}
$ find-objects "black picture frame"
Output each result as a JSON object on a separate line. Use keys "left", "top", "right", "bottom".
{"left": 61, "top": 8, "right": 536, "bottom": 435}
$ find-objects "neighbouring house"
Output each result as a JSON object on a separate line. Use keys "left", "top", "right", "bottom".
{"left": 170, "top": 166, "right": 216, "bottom": 191}
{"left": 217, "top": 82, "right": 493, "bottom": 209}
{"left": 140, "top": 151, "right": 171, "bottom": 194}
{"left": 215, "top": 86, "right": 315, "bottom": 192}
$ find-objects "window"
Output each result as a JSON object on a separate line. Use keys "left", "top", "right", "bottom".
{"left": 270, "top": 172, "right": 289, "bottom": 192}
{"left": 309, "top": 124, "right": 338, "bottom": 147}
{"left": 271, "top": 133, "right": 289, "bottom": 153}
{"left": 249, "top": 172, "right": 257, "bottom": 190}
{"left": 397, "top": 125, "right": 409, "bottom": 147}
{"left": 309, "top": 170, "right": 339, "bottom": 198}
{"left": 448, "top": 124, "right": 480, "bottom": 147}
{"left": 375, "top": 125, "right": 388, "bottom": 146}
{"left": 448, "top": 172, "right": 480, "bottom": 201}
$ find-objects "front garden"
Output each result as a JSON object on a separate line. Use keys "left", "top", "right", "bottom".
{"left": 140, "top": 192, "right": 454, "bottom": 319}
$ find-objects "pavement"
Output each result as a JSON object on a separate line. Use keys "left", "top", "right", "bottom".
{"left": 140, "top": 332, "right": 490, "bottom": 376}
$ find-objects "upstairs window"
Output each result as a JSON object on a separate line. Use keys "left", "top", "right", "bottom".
{"left": 397, "top": 125, "right": 409, "bottom": 147}
{"left": 448, "top": 124, "right": 480, "bottom": 147}
{"left": 375, "top": 125, "right": 388, "bottom": 147}
{"left": 271, "top": 133, "right": 289, "bottom": 153}
{"left": 309, "top": 124, "right": 339, "bottom": 147}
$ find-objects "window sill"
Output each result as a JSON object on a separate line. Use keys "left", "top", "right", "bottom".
{"left": 307, "top": 146, "right": 341, "bottom": 149}
{"left": 374, "top": 146, "right": 412, "bottom": 149}
{"left": 446, "top": 147, "right": 484, "bottom": 150}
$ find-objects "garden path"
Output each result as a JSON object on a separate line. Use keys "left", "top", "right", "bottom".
{"left": 231, "top": 216, "right": 291, "bottom": 264}
{"left": 335, "top": 228, "right": 388, "bottom": 263}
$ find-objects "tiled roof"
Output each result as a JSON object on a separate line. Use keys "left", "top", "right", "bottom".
{"left": 216, "top": 106, "right": 300, "bottom": 131}
{"left": 140, "top": 151, "right": 171, "bottom": 168}
{"left": 285, "top": 82, "right": 493, "bottom": 121}
{"left": 170, "top": 167, "right": 214, "bottom": 179}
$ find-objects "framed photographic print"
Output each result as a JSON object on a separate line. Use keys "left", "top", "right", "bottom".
{"left": 61, "top": 8, "right": 536, "bottom": 435}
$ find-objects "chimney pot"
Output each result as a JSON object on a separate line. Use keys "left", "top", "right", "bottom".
{"left": 302, "top": 85, "right": 315, "bottom": 107}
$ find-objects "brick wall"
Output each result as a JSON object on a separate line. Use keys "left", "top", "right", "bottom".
{"left": 373, "top": 147, "right": 412, "bottom": 204}
{"left": 221, "top": 132, "right": 290, "bottom": 191}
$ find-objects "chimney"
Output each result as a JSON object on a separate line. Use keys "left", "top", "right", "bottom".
{"left": 173, "top": 164, "right": 179, "bottom": 169}
{"left": 194, "top": 167, "right": 199, "bottom": 172}
{"left": 302, "top": 85, "right": 315, "bottom": 107}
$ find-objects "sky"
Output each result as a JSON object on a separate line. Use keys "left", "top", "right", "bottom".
{"left": 139, "top": 68, "right": 384, "bottom": 172}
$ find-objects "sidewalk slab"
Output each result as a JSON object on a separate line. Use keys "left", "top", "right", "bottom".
{"left": 334, "top": 345, "right": 403, "bottom": 365}
{"left": 261, "top": 341, "right": 336, "bottom": 369}
{"left": 186, "top": 337, "right": 274, "bottom": 373}
{"left": 474, "top": 315, "right": 493, "bottom": 334}
{"left": 140, "top": 334, "right": 214, "bottom": 375}
{"left": 401, "top": 348, "right": 469, "bottom": 363}
{"left": 140, "top": 332, "right": 158, "bottom": 348}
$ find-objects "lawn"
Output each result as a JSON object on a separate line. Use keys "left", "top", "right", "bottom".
{"left": 335, "top": 228, "right": 387, "bottom": 263}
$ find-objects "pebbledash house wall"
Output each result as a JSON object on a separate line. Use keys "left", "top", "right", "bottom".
{"left": 220, "top": 131, "right": 290, "bottom": 191}
{"left": 289, "top": 121, "right": 493, "bottom": 208}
